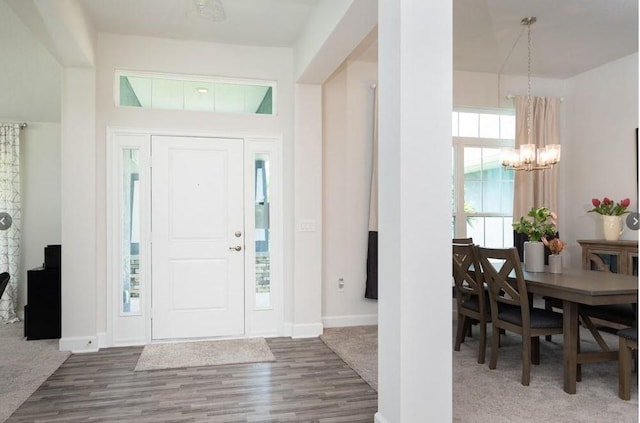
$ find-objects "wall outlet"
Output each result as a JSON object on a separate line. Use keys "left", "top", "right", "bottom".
{"left": 338, "top": 278, "right": 345, "bottom": 292}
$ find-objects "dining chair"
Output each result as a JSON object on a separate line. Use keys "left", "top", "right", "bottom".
{"left": 477, "top": 246, "right": 564, "bottom": 386}
{"left": 617, "top": 327, "right": 638, "bottom": 400}
{"left": 452, "top": 242, "right": 489, "bottom": 364}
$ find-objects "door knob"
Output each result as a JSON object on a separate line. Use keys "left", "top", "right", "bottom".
{"left": 229, "top": 245, "right": 242, "bottom": 251}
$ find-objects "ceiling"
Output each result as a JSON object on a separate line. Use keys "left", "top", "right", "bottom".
{"left": 80, "top": 0, "right": 319, "bottom": 48}
{"left": 78, "top": 0, "right": 638, "bottom": 79}
{"left": 454, "top": 0, "right": 638, "bottom": 78}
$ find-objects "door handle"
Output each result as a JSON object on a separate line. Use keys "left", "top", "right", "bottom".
{"left": 229, "top": 245, "right": 242, "bottom": 251}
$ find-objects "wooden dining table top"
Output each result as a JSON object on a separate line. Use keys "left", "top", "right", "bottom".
{"left": 520, "top": 267, "right": 638, "bottom": 305}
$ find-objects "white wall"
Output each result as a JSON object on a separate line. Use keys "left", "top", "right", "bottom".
{"left": 377, "top": 0, "right": 452, "bottom": 421}
{"left": 60, "top": 67, "right": 97, "bottom": 352}
{"left": 94, "top": 33, "right": 296, "bottom": 336}
{"left": 293, "top": 83, "right": 323, "bottom": 337}
{"left": 561, "top": 53, "right": 639, "bottom": 269}
{"left": 454, "top": 70, "right": 567, "bottom": 109}
{"left": 0, "top": 0, "right": 61, "bottom": 122}
{"left": 322, "top": 60, "right": 378, "bottom": 327}
{"left": 19, "top": 123, "right": 62, "bottom": 316}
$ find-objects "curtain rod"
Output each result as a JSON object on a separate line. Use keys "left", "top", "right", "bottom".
{"left": 506, "top": 94, "right": 564, "bottom": 102}
{"left": 3, "top": 122, "right": 28, "bottom": 129}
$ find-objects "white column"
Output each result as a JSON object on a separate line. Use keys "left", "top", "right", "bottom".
{"left": 59, "top": 67, "right": 98, "bottom": 352}
{"left": 292, "top": 83, "right": 323, "bottom": 337}
{"left": 376, "top": 0, "right": 452, "bottom": 422}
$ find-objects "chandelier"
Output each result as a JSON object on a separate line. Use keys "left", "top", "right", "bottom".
{"left": 501, "top": 17, "right": 561, "bottom": 172}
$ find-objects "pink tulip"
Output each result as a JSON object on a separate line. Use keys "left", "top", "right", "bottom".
{"left": 621, "top": 198, "right": 630, "bottom": 207}
{"left": 592, "top": 198, "right": 601, "bottom": 207}
{"left": 603, "top": 197, "right": 612, "bottom": 205}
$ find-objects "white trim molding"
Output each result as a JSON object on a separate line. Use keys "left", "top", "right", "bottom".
{"left": 291, "top": 323, "right": 323, "bottom": 338}
{"left": 59, "top": 335, "right": 99, "bottom": 353}
{"left": 374, "top": 413, "right": 389, "bottom": 423}
{"left": 322, "top": 314, "right": 378, "bottom": 328}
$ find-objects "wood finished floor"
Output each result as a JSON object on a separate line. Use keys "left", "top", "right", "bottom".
{"left": 7, "top": 338, "right": 378, "bottom": 423}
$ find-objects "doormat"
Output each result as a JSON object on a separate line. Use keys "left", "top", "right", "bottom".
{"left": 134, "top": 338, "right": 275, "bottom": 371}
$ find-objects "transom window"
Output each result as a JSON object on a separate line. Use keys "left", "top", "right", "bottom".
{"left": 115, "top": 71, "right": 276, "bottom": 115}
{"left": 452, "top": 108, "right": 515, "bottom": 248}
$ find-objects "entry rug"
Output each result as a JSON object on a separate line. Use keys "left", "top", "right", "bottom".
{"left": 134, "top": 338, "right": 275, "bottom": 371}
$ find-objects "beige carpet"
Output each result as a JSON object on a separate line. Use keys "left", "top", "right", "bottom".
{"left": 134, "top": 338, "right": 275, "bottom": 371}
{"left": 0, "top": 322, "right": 70, "bottom": 423}
{"left": 321, "top": 325, "right": 378, "bottom": 391}
{"left": 320, "top": 321, "right": 638, "bottom": 422}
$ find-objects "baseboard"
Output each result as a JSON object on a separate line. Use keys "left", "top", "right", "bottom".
{"left": 112, "top": 337, "right": 147, "bottom": 347}
{"left": 59, "top": 335, "right": 100, "bottom": 353}
{"left": 282, "top": 322, "right": 293, "bottom": 337}
{"left": 292, "top": 322, "right": 323, "bottom": 338}
{"left": 322, "top": 314, "right": 378, "bottom": 328}
{"left": 97, "top": 332, "right": 108, "bottom": 348}
{"left": 374, "top": 412, "right": 389, "bottom": 423}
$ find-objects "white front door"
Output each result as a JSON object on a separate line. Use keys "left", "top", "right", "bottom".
{"left": 151, "top": 135, "right": 244, "bottom": 340}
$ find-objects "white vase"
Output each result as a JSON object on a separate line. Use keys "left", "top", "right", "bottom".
{"left": 524, "top": 241, "right": 545, "bottom": 272}
{"left": 549, "top": 254, "right": 562, "bottom": 274}
{"left": 602, "top": 215, "right": 623, "bottom": 241}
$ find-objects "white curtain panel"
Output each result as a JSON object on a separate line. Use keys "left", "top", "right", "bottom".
{"left": 0, "top": 124, "right": 21, "bottom": 323}
{"left": 513, "top": 96, "right": 560, "bottom": 220}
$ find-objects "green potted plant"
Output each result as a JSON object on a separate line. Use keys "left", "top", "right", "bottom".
{"left": 513, "top": 207, "right": 558, "bottom": 272}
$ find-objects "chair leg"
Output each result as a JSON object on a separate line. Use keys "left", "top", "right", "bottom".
{"left": 531, "top": 336, "right": 540, "bottom": 365}
{"left": 619, "top": 337, "right": 632, "bottom": 400}
{"left": 478, "top": 321, "right": 486, "bottom": 364}
{"left": 522, "top": 335, "right": 531, "bottom": 386}
{"left": 576, "top": 330, "right": 582, "bottom": 382}
{"left": 490, "top": 325, "right": 500, "bottom": 369}
{"left": 545, "top": 300, "right": 553, "bottom": 342}
{"left": 454, "top": 314, "right": 466, "bottom": 351}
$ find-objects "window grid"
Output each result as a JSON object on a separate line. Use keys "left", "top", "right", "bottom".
{"left": 452, "top": 108, "right": 516, "bottom": 248}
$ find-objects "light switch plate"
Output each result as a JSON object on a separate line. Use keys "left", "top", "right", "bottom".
{"left": 298, "top": 219, "right": 316, "bottom": 232}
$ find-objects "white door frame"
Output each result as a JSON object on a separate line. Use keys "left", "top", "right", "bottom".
{"left": 106, "top": 127, "right": 284, "bottom": 347}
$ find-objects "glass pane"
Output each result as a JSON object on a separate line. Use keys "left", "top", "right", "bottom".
{"left": 464, "top": 180, "right": 481, "bottom": 214}
{"left": 466, "top": 216, "right": 484, "bottom": 246}
{"left": 214, "top": 83, "right": 245, "bottom": 113}
{"left": 484, "top": 217, "right": 504, "bottom": 248}
{"left": 479, "top": 113, "right": 500, "bottom": 138}
{"left": 152, "top": 78, "right": 184, "bottom": 109}
{"left": 255, "top": 155, "right": 271, "bottom": 308}
{"left": 503, "top": 217, "right": 514, "bottom": 247}
{"left": 458, "top": 112, "right": 479, "bottom": 137}
{"left": 500, "top": 114, "right": 516, "bottom": 139}
{"left": 122, "top": 149, "right": 141, "bottom": 314}
{"left": 246, "top": 85, "right": 272, "bottom": 114}
{"left": 452, "top": 112, "right": 458, "bottom": 136}
{"left": 464, "top": 147, "right": 482, "bottom": 180}
{"left": 501, "top": 180, "right": 514, "bottom": 213}
{"left": 184, "top": 81, "right": 214, "bottom": 111}
{"left": 120, "top": 76, "right": 150, "bottom": 107}
{"left": 118, "top": 72, "right": 275, "bottom": 115}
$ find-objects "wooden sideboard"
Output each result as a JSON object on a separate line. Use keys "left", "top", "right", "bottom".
{"left": 577, "top": 239, "right": 638, "bottom": 276}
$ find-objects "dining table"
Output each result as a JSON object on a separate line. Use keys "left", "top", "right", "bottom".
{"left": 521, "top": 267, "right": 638, "bottom": 394}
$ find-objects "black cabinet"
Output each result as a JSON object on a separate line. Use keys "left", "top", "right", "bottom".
{"left": 24, "top": 266, "right": 61, "bottom": 340}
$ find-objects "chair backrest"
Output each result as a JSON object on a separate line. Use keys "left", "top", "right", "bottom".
{"left": 452, "top": 243, "right": 486, "bottom": 312}
{"left": 452, "top": 237, "right": 474, "bottom": 245}
{"left": 476, "top": 247, "right": 530, "bottom": 322}
{"left": 0, "top": 272, "right": 10, "bottom": 299}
